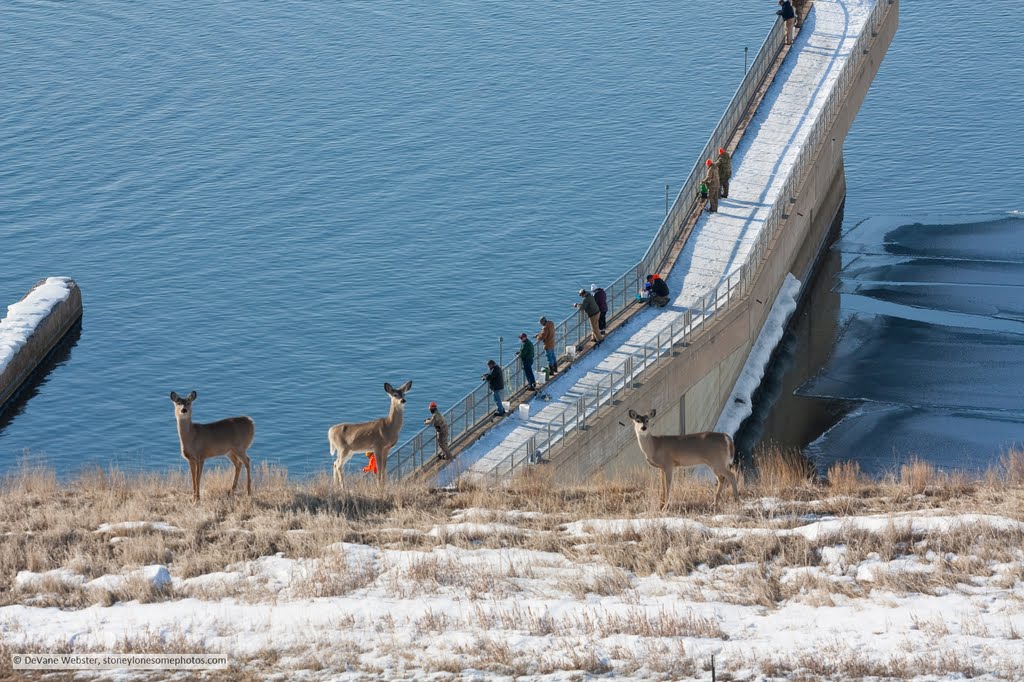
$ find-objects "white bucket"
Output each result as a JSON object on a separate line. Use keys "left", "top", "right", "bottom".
{"left": 502, "top": 401, "right": 512, "bottom": 413}
{"left": 518, "top": 403, "right": 530, "bottom": 420}
{"left": 565, "top": 345, "right": 577, "bottom": 359}
{"left": 535, "top": 369, "right": 546, "bottom": 385}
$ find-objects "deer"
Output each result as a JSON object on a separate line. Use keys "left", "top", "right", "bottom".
{"left": 328, "top": 381, "right": 411, "bottom": 487}
{"left": 169, "top": 391, "right": 255, "bottom": 503}
{"left": 627, "top": 409, "right": 739, "bottom": 509}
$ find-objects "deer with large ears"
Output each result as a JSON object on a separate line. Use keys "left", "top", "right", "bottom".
{"left": 328, "top": 381, "right": 411, "bottom": 486}
{"left": 627, "top": 409, "right": 739, "bottom": 508}
{"left": 169, "top": 391, "right": 255, "bottom": 503}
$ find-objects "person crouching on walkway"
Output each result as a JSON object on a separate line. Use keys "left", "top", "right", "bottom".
{"left": 704, "top": 159, "right": 720, "bottom": 213}
{"left": 778, "top": 0, "right": 796, "bottom": 44}
{"left": 575, "top": 288, "right": 605, "bottom": 347}
{"left": 517, "top": 333, "right": 537, "bottom": 391}
{"left": 482, "top": 360, "right": 507, "bottom": 417}
{"left": 536, "top": 316, "right": 558, "bottom": 376}
{"left": 424, "top": 401, "right": 453, "bottom": 460}
{"left": 717, "top": 147, "right": 732, "bottom": 198}
{"left": 646, "top": 274, "right": 671, "bottom": 307}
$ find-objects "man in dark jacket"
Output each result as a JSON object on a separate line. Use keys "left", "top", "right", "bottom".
{"left": 591, "top": 284, "right": 609, "bottom": 333}
{"left": 778, "top": 0, "right": 796, "bottom": 44}
{"left": 575, "top": 289, "right": 605, "bottom": 346}
{"left": 646, "top": 274, "right": 670, "bottom": 307}
{"left": 482, "top": 360, "right": 507, "bottom": 416}
{"left": 517, "top": 333, "right": 537, "bottom": 390}
{"left": 716, "top": 147, "right": 732, "bottom": 199}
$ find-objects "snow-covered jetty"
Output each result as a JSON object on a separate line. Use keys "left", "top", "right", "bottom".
{"left": 0, "top": 277, "right": 82, "bottom": 410}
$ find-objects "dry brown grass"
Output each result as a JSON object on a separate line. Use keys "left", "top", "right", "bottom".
{"left": 1, "top": 459, "right": 1023, "bottom": 617}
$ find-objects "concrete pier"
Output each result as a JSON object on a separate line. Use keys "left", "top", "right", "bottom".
{"left": 0, "top": 278, "right": 83, "bottom": 412}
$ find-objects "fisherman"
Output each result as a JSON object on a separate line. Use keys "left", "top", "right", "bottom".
{"left": 716, "top": 147, "right": 732, "bottom": 199}
{"left": 778, "top": 0, "right": 796, "bottom": 44}
{"left": 536, "top": 316, "right": 558, "bottom": 376}
{"left": 704, "top": 159, "right": 720, "bottom": 213}
{"left": 591, "top": 284, "right": 609, "bottom": 334}
{"left": 362, "top": 452, "right": 378, "bottom": 475}
{"left": 646, "top": 274, "right": 670, "bottom": 307}
{"left": 423, "top": 402, "right": 453, "bottom": 460}
{"left": 482, "top": 359, "right": 507, "bottom": 417}
{"left": 517, "top": 333, "right": 537, "bottom": 391}
{"left": 575, "top": 288, "right": 605, "bottom": 346}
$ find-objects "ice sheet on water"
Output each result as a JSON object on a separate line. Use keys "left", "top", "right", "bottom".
{"left": 797, "top": 313, "right": 1024, "bottom": 413}
{"left": 836, "top": 252, "right": 1024, "bottom": 321}
{"left": 836, "top": 214, "right": 1024, "bottom": 260}
{"left": 806, "top": 403, "right": 1024, "bottom": 475}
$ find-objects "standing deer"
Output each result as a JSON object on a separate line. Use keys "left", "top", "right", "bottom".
{"left": 628, "top": 409, "right": 739, "bottom": 508}
{"left": 169, "top": 391, "right": 255, "bottom": 503}
{"left": 328, "top": 381, "right": 411, "bottom": 486}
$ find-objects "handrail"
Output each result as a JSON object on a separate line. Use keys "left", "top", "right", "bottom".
{"left": 470, "top": 0, "right": 894, "bottom": 483}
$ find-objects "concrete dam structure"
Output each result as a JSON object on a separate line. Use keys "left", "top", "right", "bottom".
{"left": 388, "top": 0, "right": 898, "bottom": 485}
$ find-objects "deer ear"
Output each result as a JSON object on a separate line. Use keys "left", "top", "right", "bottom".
{"left": 400, "top": 380, "right": 412, "bottom": 393}
{"left": 170, "top": 391, "right": 179, "bottom": 402}
{"left": 627, "top": 409, "right": 638, "bottom": 420}
{"left": 187, "top": 391, "right": 197, "bottom": 401}
{"left": 648, "top": 409, "right": 657, "bottom": 419}
{"left": 384, "top": 383, "right": 394, "bottom": 395}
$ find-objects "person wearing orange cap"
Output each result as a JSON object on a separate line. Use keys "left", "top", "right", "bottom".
{"left": 362, "top": 452, "right": 378, "bottom": 475}
{"left": 423, "top": 402, "right": 453, "bottom": 460}
{"left": 716, "top": 147, "right": 732, "bottom": 199}
{"left": 704, "top": 158, "right": 720, "bottom": 213}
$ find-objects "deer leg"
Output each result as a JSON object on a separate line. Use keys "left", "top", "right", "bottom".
{"left": 377, "top": 446, "right": 391, "bottom": 485}
{"left": 726, "top": 468, "right": 739, "bottom": 500}
{"left": 241, "top": 450, "right": 252, "bottom": 496}
{"left": 228, "top": 453, "right": 242, "bottom": 493}
{"left": 714, "top": 474, "right": 725, "bottom": 506}
{"left": 195, "top": 459, "right": 206, "bottom": 501}
{"left": 660, "top": 467, "right": 672, "bottom": 510}
{"left": 188, "top": 459, "right": 199, "bottom": 503}
{"left": 333, "top": 450, "right": 347, "bottom": 489}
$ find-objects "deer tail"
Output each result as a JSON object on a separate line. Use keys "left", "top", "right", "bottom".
{"left": 328, "top": 428, "right": 337, "bottom": 458}
{"left": 726, "top": 434, "right": 737, "bottom": 470}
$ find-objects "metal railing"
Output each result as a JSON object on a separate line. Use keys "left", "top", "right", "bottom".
{"left": 463, "top": 0, "right": 895, "bottom": 483}
{"left": 385, "top": 0, "right": 889, "bottom": 481}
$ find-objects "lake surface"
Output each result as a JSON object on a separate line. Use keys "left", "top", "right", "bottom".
{"left": 0, "top": 0, "right": 772, "bottom": 477}
{"left": 2, "top": 1, "right": 1021, "bottom": 478}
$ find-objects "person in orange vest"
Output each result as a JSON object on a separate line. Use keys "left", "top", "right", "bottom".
{"left": 362, "top": 452, "right": 378, "bottom": 475}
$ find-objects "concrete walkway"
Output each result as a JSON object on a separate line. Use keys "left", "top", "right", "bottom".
{"left": 437, "top": 0, "right": 874, "bottom": 486}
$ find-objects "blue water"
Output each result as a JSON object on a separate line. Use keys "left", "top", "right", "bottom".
{"left": 1, "top": 1, "right": 776, "bottom": 477}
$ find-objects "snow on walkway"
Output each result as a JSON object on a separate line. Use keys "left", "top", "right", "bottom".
{"left": 438, "top": 0, "right": 874, "bottom": 486}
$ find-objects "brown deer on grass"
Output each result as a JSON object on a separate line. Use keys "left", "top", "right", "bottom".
{"left": 328, "top": 381, "right": 411, "bottom": 486}
{"left": 169, "top": 391, "right": 254, "bottom": 503}
{"left": 628, "top": 409, "right": 739, "bottom": 508}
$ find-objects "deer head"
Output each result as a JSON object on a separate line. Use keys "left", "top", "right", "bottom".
{"left": 383, "top": 381, "right": 413, "bottom": 408}
{"left": 170, "top": 391, "right": 199, "bottom": 420}
{"left": 627, "top": 409, "right": 657, "bottom": 433}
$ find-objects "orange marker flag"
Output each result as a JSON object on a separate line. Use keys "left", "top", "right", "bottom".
{"left": 362, "top": 452, "right": 378, "bottom": 474}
